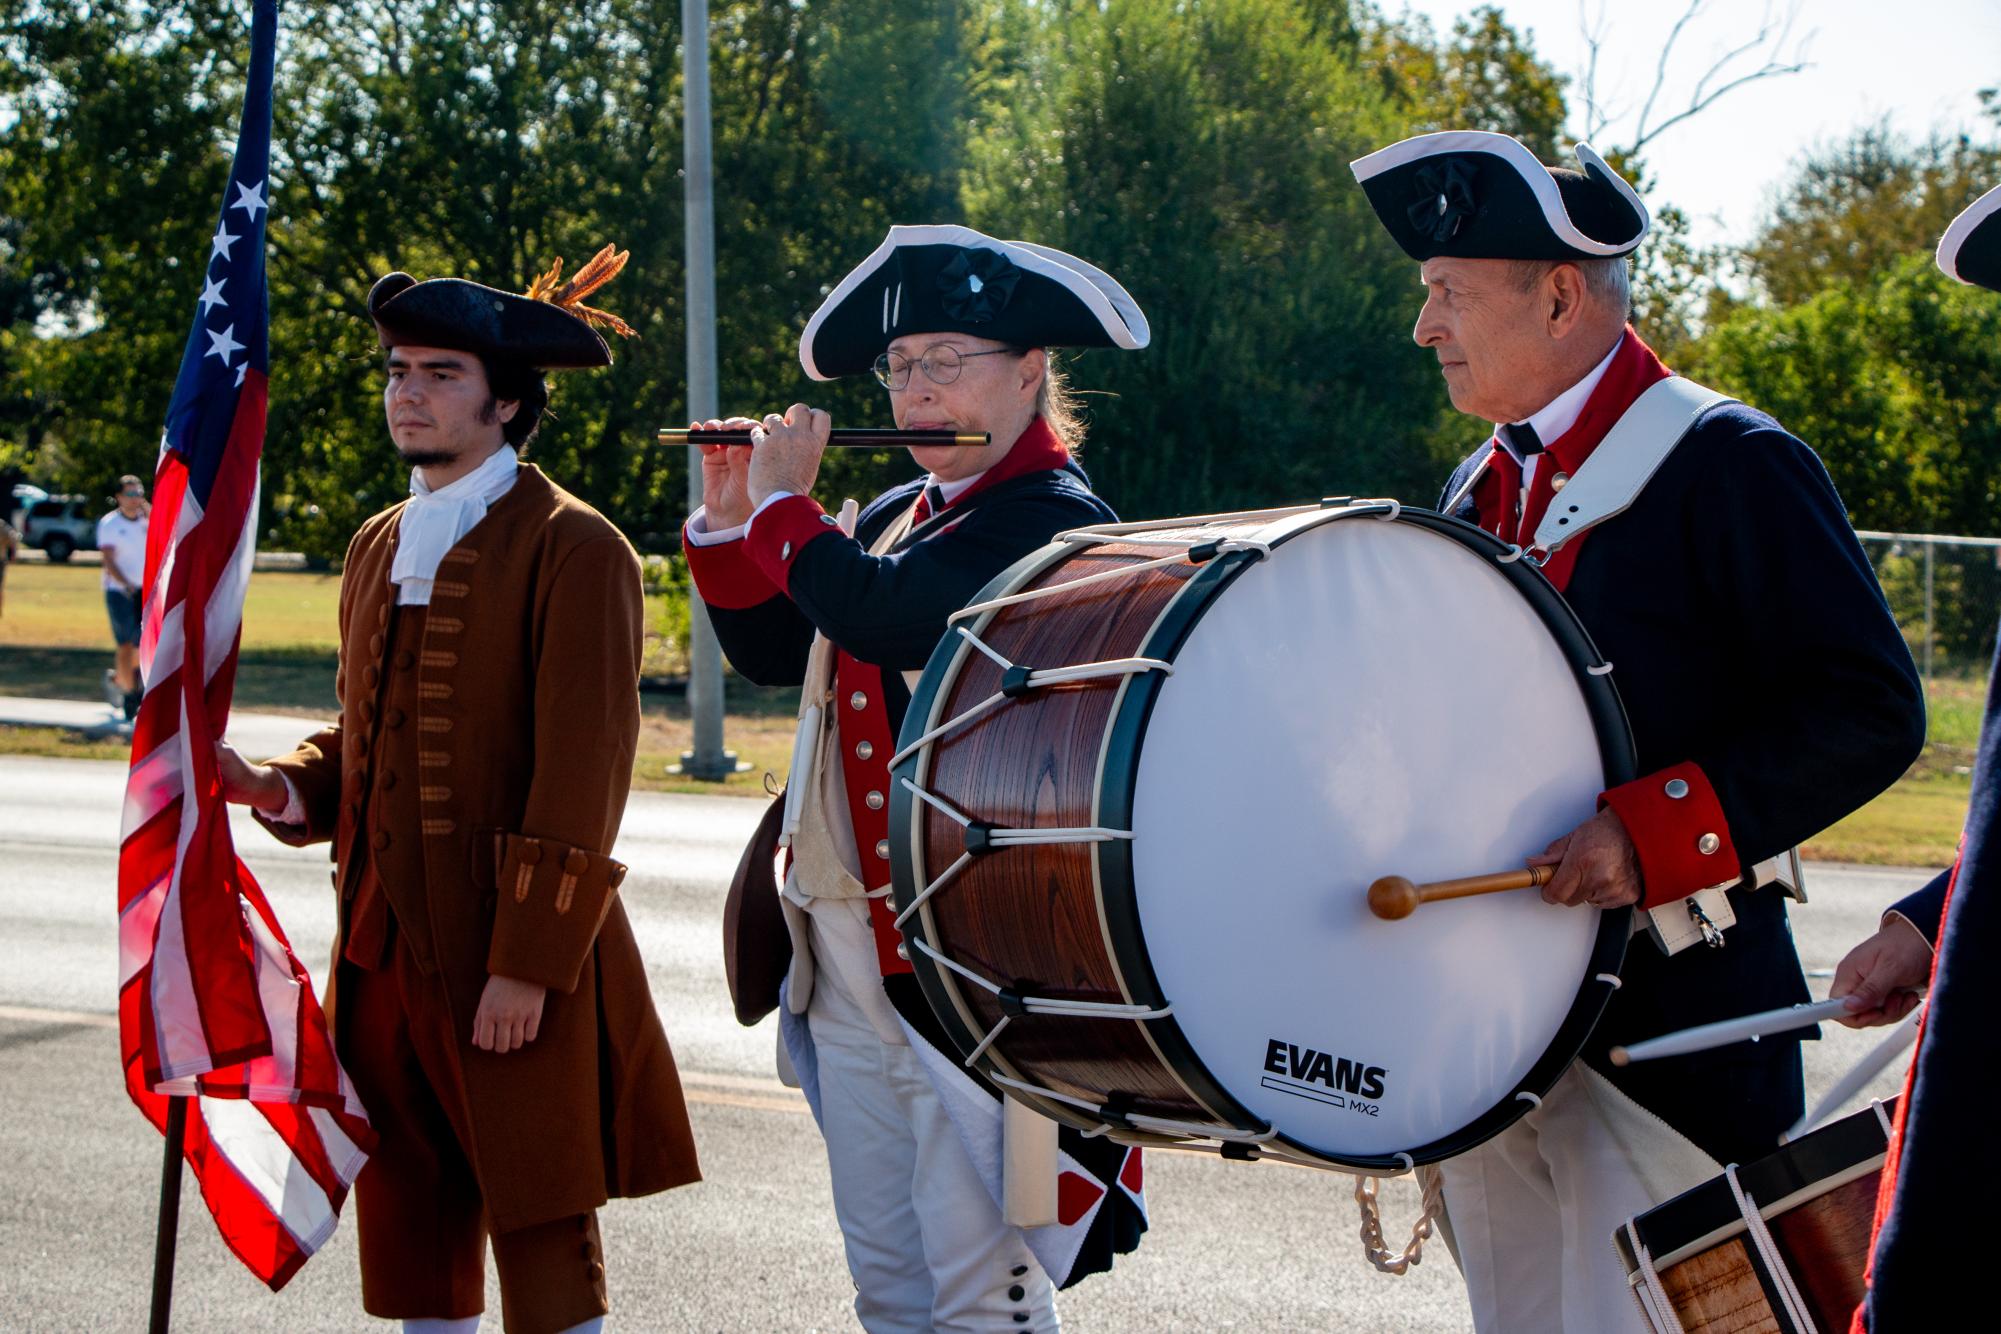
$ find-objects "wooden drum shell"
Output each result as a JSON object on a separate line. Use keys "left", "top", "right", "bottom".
{"left": 1617, "top": 1103, "right": 1891, "bottom": 1334}
{"left": 897, "top": 525, "right": 1237, "bottom": 1130}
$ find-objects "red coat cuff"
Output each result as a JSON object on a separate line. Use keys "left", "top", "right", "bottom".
{"left": 743, "top": 494, "right": 843, "bottom": 590}
{"left": 1599, "top": 761, "right": 1740, "bottom": 910}
{"left": 683, "top": 521, "right": 783, "bottom": 610}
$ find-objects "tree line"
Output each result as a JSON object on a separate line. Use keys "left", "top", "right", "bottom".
{"left": 1, "top": 1, "right": 1996, "bottom": 565}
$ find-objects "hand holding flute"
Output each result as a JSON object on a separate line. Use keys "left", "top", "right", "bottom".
{"left": 692, "top": 405, "right": 832, "bottom": 528}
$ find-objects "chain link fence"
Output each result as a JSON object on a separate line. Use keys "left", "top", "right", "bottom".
{"left": 1858, "top": 531, "right": 2001, "bottom": 689}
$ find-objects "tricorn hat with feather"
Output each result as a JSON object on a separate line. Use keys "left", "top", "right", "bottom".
{"left": 367, "top": 244, "right": 636, "bottom": 370}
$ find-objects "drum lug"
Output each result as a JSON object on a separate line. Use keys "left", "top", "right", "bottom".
{"left": 1101, "top": 1089, "right": 1138, "bottom": 1130}
{"left": 996, "top": 985, "right": 1031, "bottom": 1018}
{"left": 1319, "top": 495, "right": 1354, "bottom": 508}
{"left": 1219, "top": 1142, "right": 1262, "bottom": 1162}
{"left": 1000, "top": 664, "right": 1034, "bottom": 698}
{"left": 963, "top": 819, "right": 1000, "bottom": 855}
{"left": 1187, "top": 539, "right": 1223, "bottom": 564}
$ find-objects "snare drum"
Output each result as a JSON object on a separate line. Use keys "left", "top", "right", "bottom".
{"left": 1616, "top": 1102, "right": 1892, "bottom": 1333}
{"left": 887, "top": 502, "right": 1634, "bottom": 1171}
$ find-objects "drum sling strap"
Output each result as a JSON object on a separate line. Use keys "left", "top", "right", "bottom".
{"left": 1456, "top": 376, "right": 1806, "bottom": 955}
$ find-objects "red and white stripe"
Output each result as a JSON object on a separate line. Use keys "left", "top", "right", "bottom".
{"left": 118, "top": 371, "right": 373, "bottom": 1290}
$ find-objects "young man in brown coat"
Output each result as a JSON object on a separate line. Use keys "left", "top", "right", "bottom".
{"left": 217, "top": 249, "right": 699, "bottom": 1334}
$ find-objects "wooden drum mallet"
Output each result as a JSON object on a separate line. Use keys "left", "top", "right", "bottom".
{"left": 1367, "top": 864, "right": 1556, "bottom": 920}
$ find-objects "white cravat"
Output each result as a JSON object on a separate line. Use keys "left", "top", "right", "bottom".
{"left": 1492, "top": 337, "right": 1622, "bottom": 492}
{"left": 390, "top": 446, "right": 519, "bottom": 604}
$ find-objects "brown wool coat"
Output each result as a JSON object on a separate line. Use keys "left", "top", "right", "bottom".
{"left": 257, "top": 464, "right": 699, "bottom": 1232}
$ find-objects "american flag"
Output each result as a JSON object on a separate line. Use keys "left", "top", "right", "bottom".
{"left": 117, "top": 0, "right": 373, "bottom": 1290}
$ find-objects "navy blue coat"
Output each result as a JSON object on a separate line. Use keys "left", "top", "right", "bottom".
{"left": 704, "top": 459, "right": 1115, "bottom": 727}
{"left": 1443, "top": 400, "right": 1926, "bottom": 1164}
{"left": 689, "top": 453, "right": 1147, "bottom": 1286}
{"left": 1860, "top": 627, "right": 1998, "bottom": 1330}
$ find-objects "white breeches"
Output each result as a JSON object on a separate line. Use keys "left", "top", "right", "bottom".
{"left": 1436, "top": 1064, "right": 1716, "bottom": 1334}
{"left": 807, "top": 953, "right": 1059, "bottom": 1334}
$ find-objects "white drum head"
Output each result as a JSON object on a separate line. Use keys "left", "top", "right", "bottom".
{"left": 1127, "top": 516, "right": 1608, "bottom": 1158}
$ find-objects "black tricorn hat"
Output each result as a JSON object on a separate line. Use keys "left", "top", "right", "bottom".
{"left": 799, "top": 224, "right": 1149, "bottom": 381}
{"left": 1350, "top": 131, "right": 1649, "bottom": 263}
{"left": 368, "top": 245, "right": 636, "bottom": 369}
{"left": 1939, "top": 184, "right": 2001, "bottom": 294}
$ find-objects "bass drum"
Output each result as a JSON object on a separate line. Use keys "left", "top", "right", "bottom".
{"left": 888, "top": 502, "right": 1634, "bottom": 1171}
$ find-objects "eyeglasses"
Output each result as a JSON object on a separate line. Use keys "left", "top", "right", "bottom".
{"left": 872, "top": 343, "right": 1021, "bottom": 391}
{"left": 121, "top": 489, "right": 144, "bottom": 498}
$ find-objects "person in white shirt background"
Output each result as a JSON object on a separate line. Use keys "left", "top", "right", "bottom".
{"left": 95, "top": 473, "right": 150, "bottom": 720}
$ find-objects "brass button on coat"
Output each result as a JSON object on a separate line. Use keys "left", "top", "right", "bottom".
{"left": 372, "top": 830, "right": 391, "bottom": 851}
{"left": 865, "top": 790, "right": 885, "bottom": 810}
{"left": 564, "top": 849, "right": 590, "bottom": 875}
{"left": 875, "top": 839, "right": 890, "bottom": 860}
{"left": 395, "top": 649, "right": 415, "bottom": 670}
{"left": 1697, "top": 833, "right": 1721, "bottom": 855}
{"left": 519, "top": 840, "right": 543, "bottom": 866}
{"left": 855, "top": 740, "right": 874, "bottom": 760}
{"left": 1665, "top": 778, "right": 1689, "bottom": 799}
{"left": 850, "top": 691, "right": 868, "bottom": 710}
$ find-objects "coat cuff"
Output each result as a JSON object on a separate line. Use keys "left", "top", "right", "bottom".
{"left": 742, "top": 494, "right": 842, "bottom": 590}
{"left": 683, "top": 519, "right": 784, "bottom": 610}
{"left": 1599, "top": 761, "right": 1740, "bottom": 910}
{"left": 488, "top": 832, "right": 629, "bottom": 994}
{"left": 259, "top": 749, "right": 341, "bottom": 845}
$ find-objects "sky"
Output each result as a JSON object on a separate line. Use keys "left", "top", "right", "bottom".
{"left": 1396, "top": 0, "right": 2000, "bottom": 249}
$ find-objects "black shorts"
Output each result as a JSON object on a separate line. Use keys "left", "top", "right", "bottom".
{"left": 105, "top": 588, "right": 142, "bottom": 647}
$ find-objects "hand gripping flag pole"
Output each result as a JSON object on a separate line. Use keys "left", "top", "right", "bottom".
{"left": 120, "top": 4, "right": 373, "bottom": 1326}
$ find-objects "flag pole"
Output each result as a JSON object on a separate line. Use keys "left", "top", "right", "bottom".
{"left": 148, "top": 1094, "right": 189, "bottom": 1334}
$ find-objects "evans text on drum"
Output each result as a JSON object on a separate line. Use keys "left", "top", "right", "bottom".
{"left": 888, "top": 502, "right": 1635, "bottom": 1172}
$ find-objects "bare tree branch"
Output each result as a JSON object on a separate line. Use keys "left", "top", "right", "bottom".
{"left": 1578, "top": 0, "right": 1813, "bottom": 162}
{"left": 1631, "top": 0, "right": 1706, "bottom": 152}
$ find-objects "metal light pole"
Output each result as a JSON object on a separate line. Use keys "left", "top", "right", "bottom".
{"left": 675, "top": 0, "right": 742, "bottom": 779}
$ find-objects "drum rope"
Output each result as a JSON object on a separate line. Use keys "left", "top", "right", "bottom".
{"left": 886, "top": 627, "right": 1174, "bottom": 769}
{"left": 1053, "top": 503, "right": 1321, "bottom": 539}
{"left": 898, "top": 778, "right": 1135, "bottom": 847}
{"left": 891, "top": 850, "right": 975, "bottom": 929}
{"left": 1626, "top": 1234, "right": 1690, "bottom": 1334}
{"left": 947, "top": 538, "right": 1273, "bottom": 625}
{"left": 1353, "top": 1165, "right": 1446, "bottom": 1276}
{"left": 906, "top": 937, "right": 1170, "bottom": 1022}
{"left": 1725, "top": 1162, "right": 1821, "bottom": 1334}
{"left": 983, "top": 1070, "right": 1280, "bottom": 1145}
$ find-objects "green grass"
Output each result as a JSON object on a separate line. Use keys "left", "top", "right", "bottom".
{"left": 1, "top": 561, "right": 344, "bottom": 651}
{"left": 0, "top": 725, "right": 134, "bottom": 762}
{"left": 0, "top": 562, "right": 1990, "bottom": 854}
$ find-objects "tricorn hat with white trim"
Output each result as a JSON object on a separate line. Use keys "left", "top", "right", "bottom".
{"left": 799, "top": 224, "right": 1150, "bottom": 381}
{"left": 1938, "top": 183, "right": 2001, "bottom": 293}
{"left": 1350, "top": 130, "right": 1649, "bottom": 263}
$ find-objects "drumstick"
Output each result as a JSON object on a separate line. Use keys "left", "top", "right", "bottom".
{"left": 1780, "top": 1001, "right": 1925, "bottom": 1144}
{"left": 658, "top": 428, "right": 989, "bottom": 447}
{"left": 1609, "top": 996, "right": 1853, "bottom": 1066}
{"left": 1367, "top": 865, "right": 1555, "bottom": 920}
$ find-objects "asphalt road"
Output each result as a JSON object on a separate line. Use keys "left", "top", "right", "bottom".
{"left": 0, "top": 755, "right": 1936, "bottom": 1331}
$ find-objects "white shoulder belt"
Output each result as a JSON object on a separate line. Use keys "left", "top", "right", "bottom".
{"left": 1530, "top": 375, "right": 1734, "bottom": 557}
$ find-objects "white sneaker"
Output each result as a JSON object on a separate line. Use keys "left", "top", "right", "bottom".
{"left": 103, "top": 669, "right": 124, "bottom": 710}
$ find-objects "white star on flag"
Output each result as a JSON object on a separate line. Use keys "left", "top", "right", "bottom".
{"left": 230, "top": 178, "right": 269, "bottom": 219}
{"left": 205, "top": 323, "right": 244, "bottom": 366}
{"left": 197, "top": 275, "right": 227, "bottom": 315}
{"left": 236, "top": 364, "right": 248, "bottom": 388}
{"left": 210, "top": 219, "right": 238, "bottom": 263}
